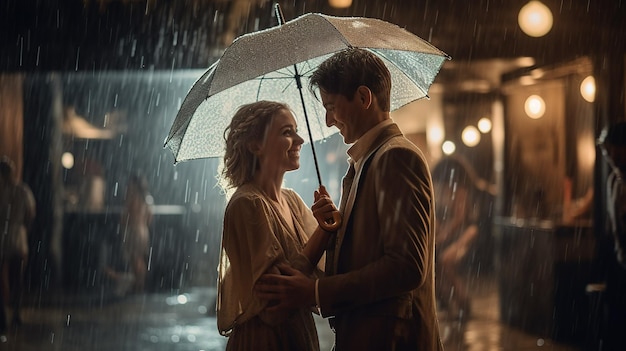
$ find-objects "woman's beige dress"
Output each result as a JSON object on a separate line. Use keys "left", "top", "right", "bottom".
{"left": 217, "top": 184, "right": 320, "bottom": 351}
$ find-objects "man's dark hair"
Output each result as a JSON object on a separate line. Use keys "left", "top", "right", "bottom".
{"left": 309, "top": 47, "right": 391, "bottom": 112}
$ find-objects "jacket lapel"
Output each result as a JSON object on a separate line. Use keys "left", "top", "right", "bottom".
{"left": 332, "top": 124, "right": 404, "bottom": 270}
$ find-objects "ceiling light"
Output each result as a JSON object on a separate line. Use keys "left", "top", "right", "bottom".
{"left": 462, "top": 126, "right": 481, "bottom": 147}
{"left": 442, "top": 141, "right": 456, "bottom": 155}
{"left": 518, "top": 1, "right": 553, "bottom": 37}
{"left": 329, "top": 0, "right": 352, "bottom": 8}
{"left": 478, "top": 118, "right": 492, "bottom": 133}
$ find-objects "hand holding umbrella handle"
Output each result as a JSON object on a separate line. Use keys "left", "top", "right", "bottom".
{"left": 314, "top": 185, "right": 342, "bottom": 232}
{"left": 320, "top": 212, "right": 342, "bottom": 232}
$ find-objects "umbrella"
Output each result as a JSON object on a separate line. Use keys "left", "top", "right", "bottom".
{"left": 165, "top": 5, "right": 449, "bottom": 183}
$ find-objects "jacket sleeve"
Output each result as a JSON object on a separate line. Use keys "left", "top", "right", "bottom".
{"left": 318, "top": 146, "right": 434, "bottom": 315}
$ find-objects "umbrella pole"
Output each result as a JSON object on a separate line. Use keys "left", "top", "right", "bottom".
{"left": 275, "top": 2, "right": 341, "bottom": 231}
{"left": 294, "top": 67, "right": 324, "bottom": 187}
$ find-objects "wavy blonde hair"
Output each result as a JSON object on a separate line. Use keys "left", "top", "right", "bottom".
{"left": 220, "top": 101, "right": 290, "bottom": 190}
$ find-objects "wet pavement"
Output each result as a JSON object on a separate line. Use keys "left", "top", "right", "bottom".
{"left": 1, "top": 276, "right": 580, "bottom": 351}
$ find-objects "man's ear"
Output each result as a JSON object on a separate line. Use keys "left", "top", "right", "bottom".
{"left": 356, "top": 85, "right": 373, "bottom": 109}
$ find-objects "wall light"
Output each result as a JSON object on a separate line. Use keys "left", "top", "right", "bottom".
{"left": 518, "top": 1, "right": 553, "bottom": 37}
{"left": 477, "top": 117, "right": 492, "bottom": 133}
{"left": 329, "top": 0, "right": 352, "bottom": 8}
{"left": 524, "top": 95, "right": 546, "bottom": 119}
{"left": 580, "top": 75, "right": 596, "bottom": 103}
{"left": 462, "top": 126, "right": 481, "bottom": 147}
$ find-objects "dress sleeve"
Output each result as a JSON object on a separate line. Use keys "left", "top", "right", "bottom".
{"left": 217, "top": 193, "right": 286, "bottom": 333}
{"left": 284, "top": 189, "right": 320, "bottom": 274}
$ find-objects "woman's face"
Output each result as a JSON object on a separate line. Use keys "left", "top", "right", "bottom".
{"left": 255, "top": 109, "right": 305, "bottom": 174}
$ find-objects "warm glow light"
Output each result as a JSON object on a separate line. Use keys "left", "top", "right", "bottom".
{"left": 462, "top": 126, "right": 481, "bottom": 147}
{"left": 518, "top": 1, "right": 553, "bottom": 37}
{"left": 524, "top": 95, "right": 546, "bottom": 119}
{"left": 442, "top": 140, "right": 456, "bottom": 155}
{"left": 329, "top": 0, "right": 352, "bottom": 8}
{"left": 580, "top": 75, "right": 596, "bottom": 103}
{"left": 477, "top": 118, "right": 492, "bottom": 133}
{"left": 62, "top": 152, "right": 75, "bottom": 169}
{"left": 428, "top": 125, "right": 444, "bottom": 144}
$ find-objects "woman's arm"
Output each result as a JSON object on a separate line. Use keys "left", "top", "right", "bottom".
{"left": 302, "top": 186, "right": 338, "bottom": 269}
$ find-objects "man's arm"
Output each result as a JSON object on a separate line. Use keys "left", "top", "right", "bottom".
{"left": 316, "top": 147, "right": 433, "bottom": 315}
{"left": 256, "top": 147, "right": 434, "bottom": 314}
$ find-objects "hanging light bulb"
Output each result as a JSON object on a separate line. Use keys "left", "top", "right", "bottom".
{"left": 477, "top": 117, "right": 492, "bottom": 133}
{"left": 442, "top": 140, "right": 456, "bottom": 155}
{"left": 462, "top": 126, "right": 481, "bottom": 147}
{"left": 518, "top": 1, "right": 553, "bottom": 37}
{"left": 329, "top": 0, "right": 352, "bottom": 8}
{"left": 524, "top": 95, "right": 546, "bottom": 119}
{"left": 580, "top": 75, "right": 596, "bottom": 103}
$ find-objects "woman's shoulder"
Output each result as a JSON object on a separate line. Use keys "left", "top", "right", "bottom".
{"left": 226, "top": 184, "right": 267, "bottom": 211}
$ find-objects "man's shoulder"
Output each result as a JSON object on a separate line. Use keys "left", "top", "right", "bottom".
{"left": 376, "top": 136, "right": 425, "bottom": 160}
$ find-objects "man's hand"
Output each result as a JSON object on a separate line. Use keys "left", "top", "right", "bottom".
{"left": 312, "top": 185, "right": 341, "bottom": 231}
{"left": 255, "top": 264, "right": 316, "bottom": 311}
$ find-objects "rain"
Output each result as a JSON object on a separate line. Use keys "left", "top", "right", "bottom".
{"left": 1, "top": 0, "right": 625, "bottom": 350}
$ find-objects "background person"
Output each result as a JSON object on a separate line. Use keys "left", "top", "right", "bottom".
{"left": 431, "top": 155, "right": 493, "bottom": 325}
{"left": 0, "top": 156, "right": 35, "bottom": 335}
{"left": 596, "top": 121, "right": 626, "bottom": 350}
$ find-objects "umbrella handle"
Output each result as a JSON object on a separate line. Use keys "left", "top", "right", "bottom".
{"left": 320, "top": 212, "right": 342, "bottom": 232}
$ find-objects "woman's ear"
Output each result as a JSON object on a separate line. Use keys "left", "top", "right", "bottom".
{"left": 247, "top": 141, "right": 261, "bottom": 155}
{"left": 356, "top": 85, "right": 373, "bottom": 109}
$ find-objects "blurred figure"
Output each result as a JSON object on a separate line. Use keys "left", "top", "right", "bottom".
{"left": 431, "top": 156, "right": 491, "bottom": 323}
{"left": 597, "top": 121, "right": 626, "bottom": 350}
{"left": 121, "top": 175, "right": 153, "bottom": 292}
{"left": 0, "top": 156, "right": 35, "bottom": 335}
{"left": 119, "top": 173, "right": 153, "bottom": 294}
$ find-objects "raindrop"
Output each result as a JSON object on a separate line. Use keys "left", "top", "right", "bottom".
{"left": 75, "top": 47, "right": 80, "bottom": 71}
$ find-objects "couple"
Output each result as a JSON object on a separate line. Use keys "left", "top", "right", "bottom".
{"left": 217, "top": 48, "right": 443, "bottom": 351}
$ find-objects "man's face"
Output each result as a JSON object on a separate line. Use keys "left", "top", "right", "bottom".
{"left": 320, "top": 89, "right": 366, "bottom": 144}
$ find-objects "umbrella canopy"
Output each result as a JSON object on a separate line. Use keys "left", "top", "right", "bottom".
{"left": 165, "top": 11, "right": 449, "bottom": 174}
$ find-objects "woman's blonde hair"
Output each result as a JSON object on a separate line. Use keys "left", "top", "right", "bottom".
{"left": 220, "top": 101, "right": 290, "bottom": 190}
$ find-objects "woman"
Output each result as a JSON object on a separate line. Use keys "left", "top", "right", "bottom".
{"left": 217, "top": 101, "right": 338, "bottom": 350}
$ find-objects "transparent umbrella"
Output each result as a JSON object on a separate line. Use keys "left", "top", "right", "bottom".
{"left": 164, "top": 5, "right": 450, "bottom": 186}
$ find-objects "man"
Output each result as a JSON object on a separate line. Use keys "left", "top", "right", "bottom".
{"left": 598, "top": 121, "right": 626, "bottom": 350}
{"left": 256, "top": 48, "right": 443, "bottom": 351}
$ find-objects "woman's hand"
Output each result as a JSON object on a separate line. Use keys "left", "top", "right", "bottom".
{"left": 312, "top": 185, "right": 341, "bottom": 231}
